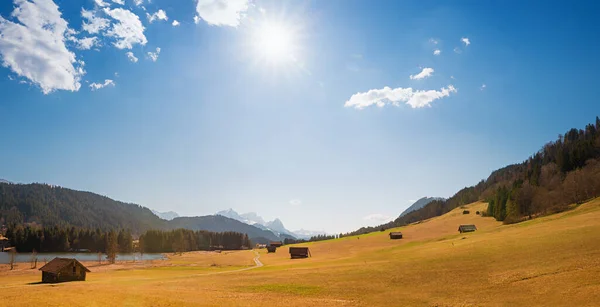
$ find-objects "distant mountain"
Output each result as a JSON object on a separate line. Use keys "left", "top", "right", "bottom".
{"left": 0, "top": 179, "right": 12, "bottom": 184}
{"left": 399, "top": 197, "right": 445, "bottom": 217}
{"left": 168, "top": 215, "right": 281, "bottom": 244}
{"left": 292, "top": 229, "right": 328, "bottom": 240}
{"left": 151, "top": 210, "right": 179, "bottom": 221}
{"left": 216, "top": 209, "right": 298, "bottom": 239}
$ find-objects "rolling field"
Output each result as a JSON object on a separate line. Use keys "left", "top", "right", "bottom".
{"left": 2, "top": 199, "right": 600, "bottom": 306}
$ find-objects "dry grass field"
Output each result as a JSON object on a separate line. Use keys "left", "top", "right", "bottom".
{"left": 2, "top": 199, "right": 600, "bottom": 306}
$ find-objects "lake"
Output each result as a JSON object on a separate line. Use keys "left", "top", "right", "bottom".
{"left": 0, "top": 252, "right": 165, "bottom": 263}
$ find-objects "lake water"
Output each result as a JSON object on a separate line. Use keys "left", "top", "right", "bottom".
{"left": 0, "top": 252, "right": 165, "bottom": 264}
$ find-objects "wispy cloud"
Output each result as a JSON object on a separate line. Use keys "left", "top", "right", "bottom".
{"left": 433, "top": 49, "right": 441, "bottom": 56}
{"left": 461, "top": 37, "right": 471, "bottom": 46}
{"left": 363, "top": 214, "right": 394, "bottom": 224}
{"left": 0, "top": 0, "right": 84, "bottom": 94}
{"left": 72, "top": 37, "right": 100, "bottom": 50}
{"left": 410, "top": 67, "right": 434, "bottom": 80}
{"left": 126, "top": 52, "right": 138, "bottom": 63}
{"left": 103, "top": 7, "right": 147, "bottom": 49}
{"left": 172, "top": 20, "right": 180, "bottom": 27}
{"left": 345, "top": 85, "right": 457, "bottom": 109}
{"left": 147, "top": 47, "right": 161, "bottom": 62}
{"left": 94, "top": 0, "right": 110, "bottom": 7}
{"left": 453, "top": 47, "right": 462, "bottom": 54}
{"left": 90, "top": 79, "right": 115, "bottom": 91}
{"left": 112, "top": 0, "right": 124, "bottom": 5}
{"left": 195, "top": 0, "right": 249, "bottom": 27}
{"left": 480, "top": 84, "right": 487, "bottom": 91}
{"left": 81, "top": 9, "right": 110, "bottom": 34}
{"left": 429, "top": 38, "right": 439, "bottom": 45}
{"left": 147, "top": 9, "right": 168, "bottom": 23}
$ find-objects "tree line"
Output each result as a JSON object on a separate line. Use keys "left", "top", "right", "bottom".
{"left": 139, "top": 229, "right": 251, "bottom": 253}
{"left": 344, "top": 117, "right": 600, "bottom": 236}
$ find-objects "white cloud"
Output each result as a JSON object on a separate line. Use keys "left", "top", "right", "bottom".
{"left": 429, "top": 38, "right": 438, "bottom": 45}
{"left": 81, "top": 9, "right": 110, "bottom": 34}
{"left": 147, "top": 47, "right": 160, "bottom": 62}
{"left": 112, "top": 0, "right": 124, "bottom": 4}
{"left": 147, "top": 9, "right": 168, "bottom": 23}
{"left": 433, "top": 49, "right": 441, "bottom": 55}
{"left": 363, "top": 214, "right": 394, "bottom": 224}
{"left": 193, "top": 15, "right": 201, "bottom": 24}
{"left": 450, "top": 75, "right": 455, "bottom": 79}
{"left": 345, "top": 85, "right": 457, "bottom": 109}
{"left": 195, "top": 0, "right": 249, "bottom": 27}
{"left": 95, "top": 0, "right": 110, "bottom": 7}
{"left": 73, "top": 37, "right": 99, "bottom": 50}
{"left": 103, "top": 8, "right": 147, "bottom": 49}
{"left": 89, "top": 79, "right": 115, "bottom": 90}
{"left": 0, "top": 0, "right": 84, "bottom": 94}
{"left": 289, "top": 199, "right": 302, "bottom": 206}
{"left": 133, "top": 0, "right": 143, "bottom": 5}
{"left": 126, "top": 51, "right": 138, "bottom": 62}
{"left": 461, "top": 37, "right": 470, "bottom": 46}
{"left": 410, "top": 67, "right": 434, "bottom": 80}
{"left": 454, "top": 47, "right": 462, "bottom": 54}
{"left": 172, "top": 20, "right": 180, "bottom": 26}
{"left": 480, "top": 84, "right": 486, "bottom": 91}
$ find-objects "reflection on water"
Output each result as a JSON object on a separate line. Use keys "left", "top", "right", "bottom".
{"left": 0, "top": 252, "right": 164, "bottom": 263}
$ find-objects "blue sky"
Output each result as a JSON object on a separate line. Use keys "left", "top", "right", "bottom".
{"left": 1, "top": 0, "right": 599, "bottom": 233}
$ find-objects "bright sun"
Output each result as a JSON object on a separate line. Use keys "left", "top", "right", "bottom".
{"left": 254, "top": 22, "right": 295, "bottom": 63}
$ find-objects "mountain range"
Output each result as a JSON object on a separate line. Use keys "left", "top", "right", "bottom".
{"left": 399, "top": 197, "right": 445, "bottom": 217}
{"left": 216, "top": 209, "right": 323, "bottom": 239}
{"left": 151, "top": 210, "right": 180, "bottom": 221}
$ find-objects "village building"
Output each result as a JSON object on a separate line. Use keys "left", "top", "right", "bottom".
{"left": 39, "top": 258, "right": 90, "bottom": 283}
{"left": 0, "top": 235, "right": 9, "bottom": 252}
{"left": 389, "top": 232, "right": 403, "bottom": 240}
{"left": 255, "top": 243, "right": 267, "bottom": 249}
{"left": 266, "top": 246, "right": 277, "bottom": 253}
{"left": 289, "top": 247, "right": 311, "bottom": 259}
{"left": 269, "top": 241, "right": 283, "bottom": 247}
{"left": 458, "top": 224, "right": 477, "bottom": 233}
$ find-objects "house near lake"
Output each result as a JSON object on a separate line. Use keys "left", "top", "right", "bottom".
{"left": 39, "top": 258, "right": 90, "bottom": 283}
{"left": 389, "top": 232, "right": 403, "bottom": 240}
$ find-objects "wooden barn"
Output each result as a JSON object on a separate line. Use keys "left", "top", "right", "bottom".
{"left": 463, "top": 210, "right": 470, "bottom": 214}
{"left": 289, "top": 247, "right": 311, "bottom": 259}
{"left": 458, "top": 224, "right": 477, "bottom": 233}
{"left": 266, "top": 246, "right": 277, "bottom": 253}
{"left": 389, "top": 232, "right": 403, "bottom": 240}
{"left": 269, "top": 241, "right": 283, "bottom": 247}
{"left": 39, "top": 258, "right": 90, "bottom": 283}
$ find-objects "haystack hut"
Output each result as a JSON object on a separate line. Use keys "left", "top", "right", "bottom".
{"left": 389, "top": 232, "right": 403, "bottom": 240}
{"left": 458, "top": 224, "right": 477, "bottom": 233}
{"left": 289, "top": 247, "right": 310, "bottom": 259}
{"left": 266, "top": 246, "right": 277, "bottom": 253}
{"left": 270, "top": 241, "right": 283, "bottom": 247}
{"left": 463, "top": 210, "right": 470, "bottom": 214}
{"left": 39, "top": 258, "right": 90, "bottom": 283}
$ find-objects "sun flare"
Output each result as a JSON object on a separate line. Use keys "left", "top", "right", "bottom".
{"left": 254, "top": 22, "right": 294, "bottom": 62}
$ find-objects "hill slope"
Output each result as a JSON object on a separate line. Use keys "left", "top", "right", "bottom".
{"left": 399, "top": 197, "right": 444, "bottom": 217}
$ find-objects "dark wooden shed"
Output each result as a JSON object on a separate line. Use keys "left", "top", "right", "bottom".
{"left": 266, "top": 246, "right": 277, "bottom": 253}
{"left": 389, "top": 232, "right": 403, "bottom": 240}
{"left": 458, "top": 224, "right": 477, "bottom": 233}
{"left": 289, "top": 247, "right": 310, "bottom": 259}
{"left": 270, "top": 241, "right": 283, "bottom": 247}
{"left": 463, "top": 210, "right": 470, "bottom": 214}
{"left": 39, "top": 258, "right": 90, "bottom": 283}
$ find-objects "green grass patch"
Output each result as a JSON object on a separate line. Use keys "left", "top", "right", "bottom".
{"left": 242, "top": 283, "right": 322, "bottom": 295}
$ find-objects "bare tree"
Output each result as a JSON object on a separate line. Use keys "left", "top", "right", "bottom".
{"left": 9, "top": 248, "right": 16, "bottom": 270}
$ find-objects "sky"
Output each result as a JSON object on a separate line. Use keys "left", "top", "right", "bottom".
{"left": 1, "top": 0, "right": 599, "bottom": 234}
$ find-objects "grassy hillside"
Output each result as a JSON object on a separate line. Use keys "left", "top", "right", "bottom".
{"left": 2, "top": 198, "right": 599, "bottom": 306}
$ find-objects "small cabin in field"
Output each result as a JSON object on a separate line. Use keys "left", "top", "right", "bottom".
{"left": 289, "top": 247, "right": 310, "bottom": 259}
{"left": 458, "top": 224, "right": 477, "bottom": 233}
{"left": 266, "top": 246, "right": 277, "bottom": 253}
{"left": 39, "top": 258, "right": 90, "bottom": 283}
{"left": 389, "top": 232, "right": 403, "bottom": 240}
{"left": 463, "top": 210, "right": 470, "bottom": 214}
{"left": 270, "top": 241, "right": 283, "bottom": 247}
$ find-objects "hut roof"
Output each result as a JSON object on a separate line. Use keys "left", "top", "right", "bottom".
{"left": 458, "top": 224, "right": 477, "bottom": 232}
{"left": 389, "top": 232, "right": 403, "bottom": 236}
{"left": 39, "top": 258, "right": 90, "bottom": 274}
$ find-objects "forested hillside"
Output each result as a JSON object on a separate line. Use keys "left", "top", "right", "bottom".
{"left": 0, "top": 183, "right": 285, "bottom": 242}
{"left": 347, "top": 117, "right": 600, "bottom": 236}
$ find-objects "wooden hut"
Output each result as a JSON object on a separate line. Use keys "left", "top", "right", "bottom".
{"left": 39, "top": 258, "right": 90, "bottom": 283}
{"left": 266, "top": 246, "right": 277, "bottom": 253}
{"left": 269, "top": 241, "right": 283, "bottom": 247}
{"left": 389, "top": 232, "right": 403, "bottom": 240}
{"left": 289, "top": 247, "right": 310, "bottom": 259}
{"left": 458, "top": 224, "right": 477, "bottom": 233}
{"left": 463, "top": 210, "right": 470, "bottom": 214}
